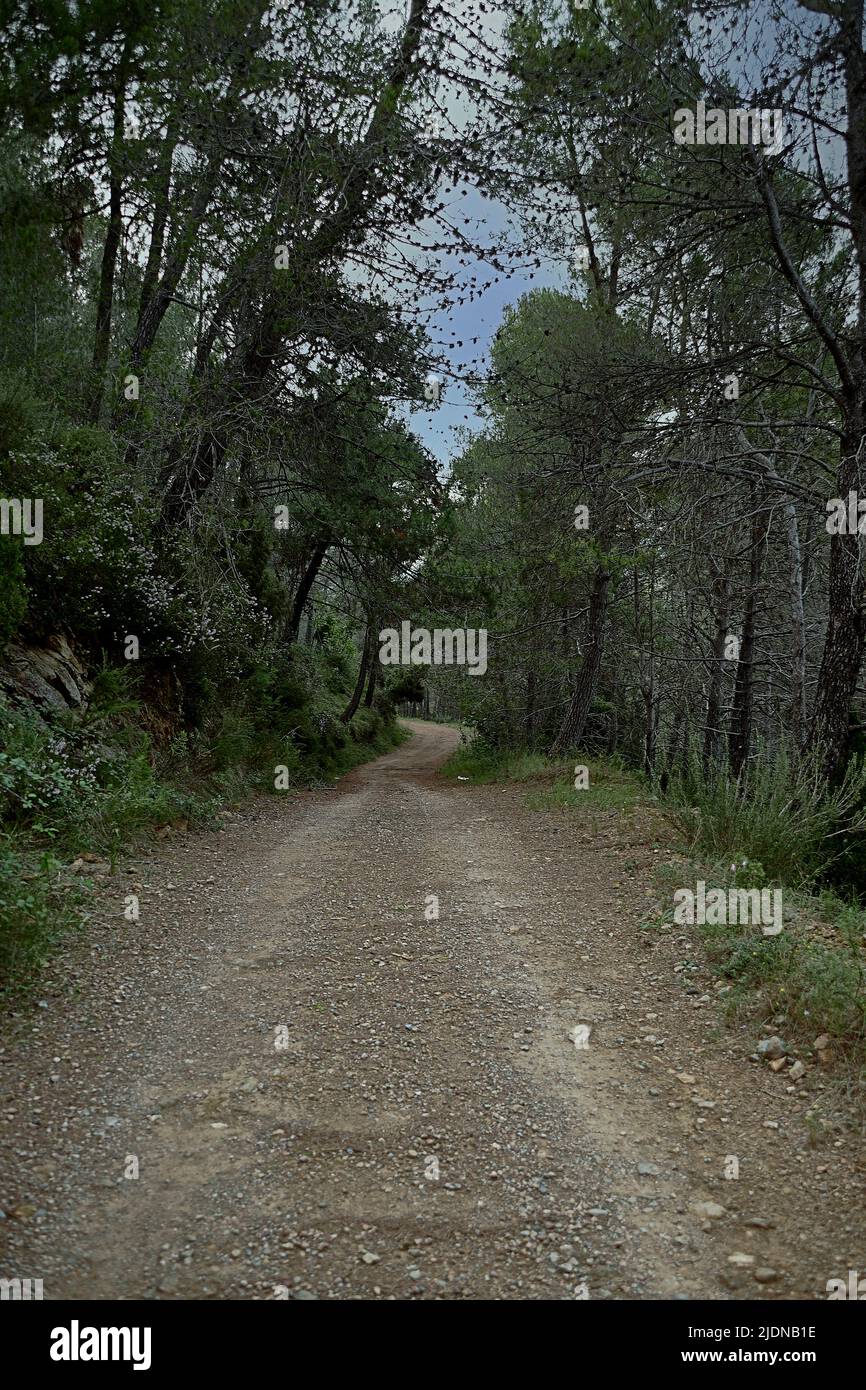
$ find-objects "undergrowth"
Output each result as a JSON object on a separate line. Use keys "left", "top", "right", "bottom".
{"left": 441, "top": 736, "right": 645, "bottom": 812}
{"left": 0, "top": 670, "right": 404, "bottom": 999}
{"left": 446, "top": 732, "right": 866, "bottom": 1125}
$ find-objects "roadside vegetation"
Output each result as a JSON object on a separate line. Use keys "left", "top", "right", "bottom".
{"left": 445, "top": 732, "right": 866, "bottom": 1123}
{"left": 0, "top": 664, "right": 405, "bottom": 998}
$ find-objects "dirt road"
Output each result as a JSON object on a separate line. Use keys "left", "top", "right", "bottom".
{"left": 1, "top": 720, "right": 864, "bottom": 1299}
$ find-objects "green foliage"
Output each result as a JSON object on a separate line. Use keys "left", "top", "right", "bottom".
{"left": 442, "top": 736, "right": 645, "bottom": 811}
{"left": 210, "top": 710, "right": 258, "bottom": 771}
{"left": 0, "top": 536, "right": 26, "bottom": 644}
{"left": 701, "top": 907, "right": 866, "bottom": 1076}
{"left": 387, "top": 669, "right": 426, "bottom": 704}
{"left": 525, "top": 760, "right": 644, "bottom": 813}
{"left": 86, "top": 660, "right": 141, "bottom": 722}
{"left": 0, "top": 839, "right": 82, "bottom": 999}
{"left": 0, "top": 697, "right": 196, "bottom": 849}
{"left": 0, "top": 680, "right": 402, "bottom": 995}
{"left": 658, "top": 744, "right": 866, "bottom": 888}
{"left": 0, "top": 701, "right": 104, "bottom": 836}
{"left": 441, "top": 737, "right": 548, "bottom": 783}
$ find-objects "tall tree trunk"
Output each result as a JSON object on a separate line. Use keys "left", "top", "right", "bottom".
{"left": 729, "top": 498, "right": 769, "bottom": 778}
{"left": 677, "top": 712, "right": 691, "bottom": 774}
{"left": 363, "top": 649, "right": 378, "bottom": 707}
{"left": 761, "top": 7, "right": 866, "bottom": 781}
{"left": 304, "top": 596, "right": 316, "bottom": 646}
{"left": 807, "top": 412, "right": 866, "bottom": 778}
{"left": 130, "top": 157, "right": 225, "bottom": 368}
{"left": 663, "top": 712, "right": 680, "bottom": 775}
{"left": 549, "top": 559, "right": 611, "bottom": 755}
{"left": 116, "top": 124, "right": 178, "bottom": 447}
{"left": 136, "top": 123, "right": 178, "bottom": 334}
{"left": 287, "top": 540, "right": 329, "bottom": 643}
{"left": 737, "top": 426, "right": 809, "bottom": 749}
{"left": 607, "top": 702, "right": 618, "bottom": 755}
{"left": 782, "top": 495, "right": 807, "bottom": 746}
{"left": 637, "top": 560, "right": 657, "bottom": 774}
{"left": 642, "top": 683, "right": 657, "bottom": 776}
{"left": 130, "top": 3, "right": 269, "bottom": 371}
{"left": 703, "top": 558, "right": 733, "bottom": 770}
{"left": 88, "top": 39, "right": 132, "bottom": 423}
{"left": 158, "top": 428, "right": 225, "bottom": 529}
{"left": 524, "top": 667, "right": 536, "bottom": 745}
{"left": 341, "top": 626, "right": 374, "bottom": 724}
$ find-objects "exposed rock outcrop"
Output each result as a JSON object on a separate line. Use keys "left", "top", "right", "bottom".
{"left": 0, "top": 634, "right": 91, "bottom": 714}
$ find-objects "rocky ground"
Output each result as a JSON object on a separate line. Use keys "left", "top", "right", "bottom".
{"left": 1, "top": 719, "right": 864, "bottom": 1300}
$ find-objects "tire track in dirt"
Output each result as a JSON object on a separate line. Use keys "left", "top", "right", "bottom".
{"left": 1, "top": 720, "right": 864, "bottom": 1299}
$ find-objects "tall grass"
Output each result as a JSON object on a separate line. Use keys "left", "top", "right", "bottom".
{"left": 658, "top": 743, "right": 866, "bottom": 887}
{"left": 441, "top": 738, "right": 551, "bottom": 784}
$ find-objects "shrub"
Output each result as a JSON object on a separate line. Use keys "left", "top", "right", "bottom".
{"left": 703, "top": 912, "right": 866, "bottom": 1066}
{"left": 211, "top": 710, "right": 257, "bottom": 770}
{"left": 658, "top": 744, "right": 866, "bottom": 887}
{"left": 0, "top": 839, "right": 82, "bottom": 997}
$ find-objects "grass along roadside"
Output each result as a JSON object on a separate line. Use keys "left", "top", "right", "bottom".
{"left": 441, "top": 738, "right": 647, "bottom": 813}
{"left": 642, "top": 861, "right": 866, "bottom": 1129}
{"left": 0, "top": 692, "right": 406, "bottom": 1001}
{"left": 442, "top": 735, "right": 866, "bottom": 1126}
{"left": 651, "top": 747, "right": 866, "bottom": 1119}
